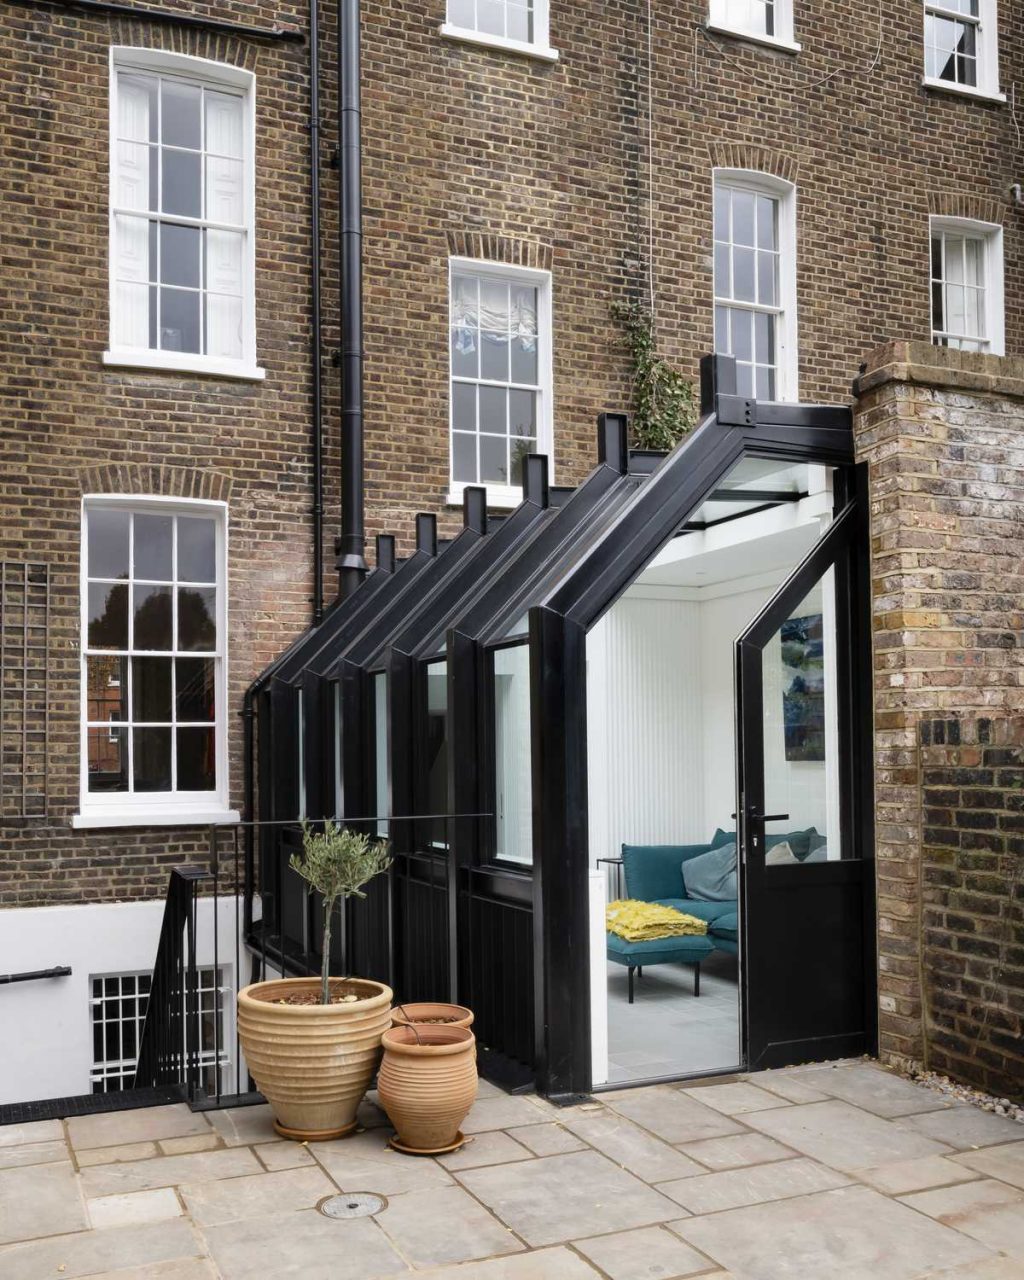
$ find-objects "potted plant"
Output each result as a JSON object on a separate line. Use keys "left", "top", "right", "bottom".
{"left": 237, "top": 821, "right": 392, "bottom": 1142}
{"left": 378, "top": 1022, "right": 478, "bottom": 1155}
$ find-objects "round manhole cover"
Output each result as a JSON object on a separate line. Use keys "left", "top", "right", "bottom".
{"left": 318, "top": 1192, "right": 387, "bottom": 1220}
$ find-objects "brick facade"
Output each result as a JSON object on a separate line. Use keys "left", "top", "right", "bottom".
{"left": 853, "top": 342, "right": 1024, "bottom": 1096}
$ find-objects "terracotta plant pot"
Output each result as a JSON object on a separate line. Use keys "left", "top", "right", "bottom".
{"left": 237, "top": 976, "right": 392, "bottom": 1141}
{"left": 377, "top": 1023, "right": 478, "bottom": 1155}
{"left": 391, "top": 1001, "right": 474, "bottom": 1029}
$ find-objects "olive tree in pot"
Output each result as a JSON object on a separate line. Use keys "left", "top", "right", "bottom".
{"left": 237, "top": 821, "right": 392, "bottom": 1141}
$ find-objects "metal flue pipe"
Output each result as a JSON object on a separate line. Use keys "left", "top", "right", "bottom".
{"left": 336, "top": 0, "right": 368, "bottom": 597}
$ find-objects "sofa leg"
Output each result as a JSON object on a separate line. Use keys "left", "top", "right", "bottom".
{"left": 637, "top": 966, "right": 643, "bottom": 979}
{"left": 628, "top": 966, "right": 635, "bottom": 1004}
{"left": 693, "top": 962, "right": 701, "bottom": 998}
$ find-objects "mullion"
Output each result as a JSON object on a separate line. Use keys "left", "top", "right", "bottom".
{"left": 171, "top": 515, "right": 178, "bottom": 792}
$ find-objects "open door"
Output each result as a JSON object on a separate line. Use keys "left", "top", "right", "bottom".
{"left": 737, "top": 499, "right": 875, "bottom": 1070}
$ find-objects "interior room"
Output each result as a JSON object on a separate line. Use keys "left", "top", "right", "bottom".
{"left": 587, "top": 459, "right": 841, "bottom": 1085}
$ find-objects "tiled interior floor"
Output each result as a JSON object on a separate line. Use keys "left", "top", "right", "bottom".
{"left": 606, "top": 950, "right": 741, "bottom": 1082}
{"left": 2, "top": 1060, "right": 1023, "bottom": 1279}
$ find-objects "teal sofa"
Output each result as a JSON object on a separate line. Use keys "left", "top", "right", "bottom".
{"left": 607, "top": 828, "right": 822, "bottom": 1001}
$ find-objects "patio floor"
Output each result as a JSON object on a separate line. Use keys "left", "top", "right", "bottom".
{"left": 1, "top": 1060, "right": 1023, "bottom": 1279}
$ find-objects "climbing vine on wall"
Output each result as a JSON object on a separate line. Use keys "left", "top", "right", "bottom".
{"left": 612, "top": 302, "right": 697, "bottom": 451}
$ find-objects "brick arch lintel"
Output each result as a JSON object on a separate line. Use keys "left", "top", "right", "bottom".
{"left": 446, "top": 231, "right": 554, "bottom": 273}
{"left": 110, "top": 21, "right": 259, "bottom": 72}
{"left": 927, "top": 191, "right": 1006, "bottom": 226}
{"left": 78, "top": 463, "right": 233, "bottom": 504}
{"left": 708, "top": 145, "right": 798, "bottom": 184}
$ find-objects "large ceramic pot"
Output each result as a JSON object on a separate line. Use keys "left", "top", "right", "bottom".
{"left": 237, "top": 976, "right": 392, "bottom": 1141}
{"left": 391, "top": 1002, "right": 474, "bottom": 1029}
{"left": 377, "top": 1023, "right": 477, "bottom": 1155}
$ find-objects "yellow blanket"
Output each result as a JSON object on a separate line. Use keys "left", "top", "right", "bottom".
{"left": 606, "top": 899, "right": 708, "bottom": 942}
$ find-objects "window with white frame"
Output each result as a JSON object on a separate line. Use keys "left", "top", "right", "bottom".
{"left": 930, "top": 218, "right": 1005, "bottom": 354}
{"left": 106, "top": 49, "right": 263, "bottom": 379}
{"left": 90, "top": 967, "right": 229, "bottom": 1094}
{"left": 708, "top": 0, "right": 797, "bottom": 48}
{"left": 442, "top": 0, "right": 556, "bottom": 59}
{"left": 80, "top": 498, "right": 232, "bottom": 825}
{"left": 923, "top": 1, "right": 1001, "bottom": 98}
{"left": 449, "top": 261, "right": 552, "bottom": 502}
{"left": 713, "top": 172, "right": 798, "bottom": 400}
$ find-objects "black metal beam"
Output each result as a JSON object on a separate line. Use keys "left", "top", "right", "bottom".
{"left": 0, "top": 966, "right": 72, "bottom": 984}
{"left": 7, "top": 0, "right": 305, "bottom": 40}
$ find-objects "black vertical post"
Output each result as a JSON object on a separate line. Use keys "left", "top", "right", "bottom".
{"left": 530, "top": 604, "right": 591, "bottom": 1098}
{"left": 699, "top": 352, "right": 738, "bottom": 414}
{"left": 336, "top": 0, "right": 368, "bottom": 596}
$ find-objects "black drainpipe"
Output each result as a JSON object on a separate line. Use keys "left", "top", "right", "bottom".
{"left": 335, "top": 0, "right": 369, "bottom": 597}
{"left": 310, "top": 0, "right": 325, "bottom": 623}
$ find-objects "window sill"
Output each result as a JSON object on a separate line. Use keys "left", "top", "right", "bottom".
{"left": 704, "top": 23, "right": 801, "bottom": 54}
{"left": 103, "top": 350, "right": 267, "bottom": 382}
{"left": 447, "top": 483, "right": 523, "bottom": 510}
{"left": 921, "top": 77, "right": 1006, "bottom": 104}
{"left": 72, "top": 807, "right": 240, "bottom": 830}
{"left": 439, "top": 24, "right": 560, "bottom": 63}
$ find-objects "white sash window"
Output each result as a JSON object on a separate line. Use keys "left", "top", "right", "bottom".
{"left": 106, "top": 50, "right": 263, "bottom": 381}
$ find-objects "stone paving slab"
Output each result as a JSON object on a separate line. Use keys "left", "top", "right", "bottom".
{"left": 954, "top": 1142, "right": 1024, "bottom": 1189}
{"left": 205, "top": 1103, "right": 280, "bottom": 1147}
{"left": 375, "top": 1184, "right": 524, "bottom": 1268}
{"left": 0, "top": 1218, "right": 204, "bottom": 1280}
{"left": 561, "top": 1111, "right": 707, "bottom": 1181}
{"left": 87, "top": 1186, "right": 183, "bottom": 1230}
{"left": 901, "top": 1179, "right": 1024, "bottom": 1258}
{"left": 855, "top": 1155, "right": 982, "bottom": 1196}
{"left": 201, "top": 1208, "right": 407, "bottom": 1280}
{"left": 505, "top": 1122, "right": 587, "bottom": 1156}
{"left": 603, "top": 1086, "right": 746, "bottom": 1143}
{"left": 0, "top": 1138, "right": 70, "bottom": 1168}
{"left": 895, "top": 1106, "right": 1024, "bottom": 1152}
{"left": 0, "top": 1118, "right": 63, "bottom": 1147}
{"left": 461, "top": 1095, "right": 552, "bottom": 1133}
{"left": 68, "top": 1104, "right": 212, "bottom": 1151}
{"left": 415, "top": 1248, "right": 602, "bottom": 1278}
{"left": 180, "top": 1164, "right": 336, "bottom": 1227}
{"left": 91, "top": 1261, "right": 218, "bottom": 1280}
{"left": 656, "top": 1155, "right": 849, "bottom": 1214}
{"left": 677, "top": 1132, "right": 794, "bottom": 1170}
{"left": 673, "top": 1183, "right": 994, "bottom": 1280}
{"left": 78, "top": 1140, "right": 161, "bottom": 1166}
{"left": 745, "top": 1098, "right": 955, "bottom": 1172}
{"left": 795, "top": 1063, "right": 955, "bottom": 1119}
{"left": 312, "top": 1130, "right": 455, "bottom": 1195}
{"left": 457, "top": 1149, "right": 683, "bottom": 1247}
{"left": 0, "top": 1160, "right": 89, "bottom": 1244}
{"left": 80, "top": 1146, "right": 262, "bottom": 1197}
{"left": 680, "top": 1082, "right": 792, "bottom": 1115}
{"left": 437, "top": 1129, "right": 534, "bottom": 1171}
{"left": 572, "top": 1223, "right": 713, "bottom": 1280}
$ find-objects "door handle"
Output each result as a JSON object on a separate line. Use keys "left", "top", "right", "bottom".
{"left": 748, "top": 812, "right": 790, "bottom": 822}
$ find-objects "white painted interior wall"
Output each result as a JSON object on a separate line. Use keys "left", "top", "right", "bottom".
{"left": 0, "top": 897, "right": 244, "bottom": 1105}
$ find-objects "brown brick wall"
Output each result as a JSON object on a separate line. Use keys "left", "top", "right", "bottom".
{"left": 853, "top": 341, "right": 1024, "bottom": 1094}
{"left": 919, "top": 717, "right": 1024, "bottom": 1100}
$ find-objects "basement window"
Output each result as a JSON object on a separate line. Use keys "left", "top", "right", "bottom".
{"left": 104, "top": 48, "right": 264, "bottom": 380}
{"left": 441, "top": 0, "right": 558, "bottom": 62}
{"left": 929, "top": 217, "right": 1005, "bottom": 354}
{"left": 76, "top": 496, "right": 238, "bottom": 828}
{"left": 923, "top": 1, "right": 1004, "bottom": 101}
{"left": 706, "top": 0, "right": 799, "bottom": 52}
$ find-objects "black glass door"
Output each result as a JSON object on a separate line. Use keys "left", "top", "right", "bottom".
{"left": 737, "top": 501, "right": 875, "bottom": 1070}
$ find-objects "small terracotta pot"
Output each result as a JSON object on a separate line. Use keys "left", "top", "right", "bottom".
{"left": 377, "top": 1023, "right": 478, "bottom": 1155}
{"left": 237, "top": 977, "right": 392, "bottom": 1141}
{"left": 391, "top": 1002, "right": 474, "bottom": 1029}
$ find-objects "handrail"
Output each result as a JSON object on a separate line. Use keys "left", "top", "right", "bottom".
{"left": 0, "top": 966, "right": 72, "bottom": 985}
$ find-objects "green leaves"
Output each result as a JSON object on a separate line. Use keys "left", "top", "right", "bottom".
{"left": 611, "top": 303, "right": 697, "bottom": 452}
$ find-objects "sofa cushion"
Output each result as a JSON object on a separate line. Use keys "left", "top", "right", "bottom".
{"left": 709, "top": 911, "right": 739, "bottom": 943}
{"left": 681, "top": 842, "right": 737, "bottom": 901}
{"left": 655, "top": 898, "right": 734, "bottom": 925}
{"left": 621, "top": 842, "right": 714, "bottom": 902}
{"left": 765, "top": 827, "right": 819, "bottom": 858}
{"left": 606, "top": 930, "right": 715, "bottom": 966}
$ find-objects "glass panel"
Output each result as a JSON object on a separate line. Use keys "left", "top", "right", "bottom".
{"left": 452, "top": 432, "right": 477, "bottom": 483}
{"left": 87, "top": 725, "right": 128, "bottom": 791}
{"left": 732, "top": 248, "right": 756, "bottom": 303}
{"left": 159, "top": 287, "right": 201, "bottom": 353}
{"left": 757, "top": 250, "right": 777, "bottom": 306}
{"left": 761, "top": 571, "right": 842, "bottom": 864}
{"left": 449, "top": 0, "right": 474, "bottom": 26}
{"left": 493, "top": 644, "right": 533, "bottom": 864}
{"left": 478, "top": 0, "right": 505, "bottom": 37}
{"left": 159, "top": 224, "right": 201, "bottom": 289}
{"left": 373, "top": 672, "right": 389, "bottom": 836}
{"left": 177, "top": 726, "right": 216, "bottom": 790}
{"left": 133, "top": 656, "right": 172, "bottom": 722}
{"left": 161, "top": 149, "right": 202, "bottom": 218}
{"left": 425, "top": 661, "right": 448, "bottom": 847}
{"left": 177, "top": 516, "right": 217, "bottom": 582}
{"left": 177, "top": 587, "right": 217, "bottom": 651}
{"left": 510, "top": 438, "right": 535, "bottom": 486}
{"left": 479, "top": 386, "right": 506, "bottom": 435}
{"left": 87, "top": 656, "right": 127, "bottom": 720}
{"left": 451, "top": 327, "right": 478, "bottom": 378}
{"left": 713, "top": 183, "right": 730, "bottom": 240}
{"left": 176, "top": 657, "right": 216, "bottom": 720}
{"left": 732, "top": 190, "right": 756, "bottom": 247}
{"left": 481, "top": 329, "right": 510, "bottom": 381}
{"left": 88, "top": 583, "right": 129, "bottom": 650}
{"left": 507, "top": 3, "right": 532, "bottom": 41}
{"left": 509, "top": 389, "right": 536, "bottom": 437}
{"left": 161, "top": 80, "right": 202, "bottom": 149}
{"left": 480, "top": 435, "right": 508, "bottom": 484}
{"left": 88, "top": 509, "right": 130, "bottom": 579}
{"left": 511, "top": 336, "right": 537, "bottom": 384}
{"left": 756, "top": 194, "right": 776, "bottom": 250}
{"left": 452, "top": 383, "right": 476, "bottom": 432}
{"left": 133, "top": 584, "right": 172, "bottom": 650}
{"left": 133, "top": 726, "right": 172, "bottom": 791}
{"left": 133, "top": 513, "right": 173, "bottom": 581}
